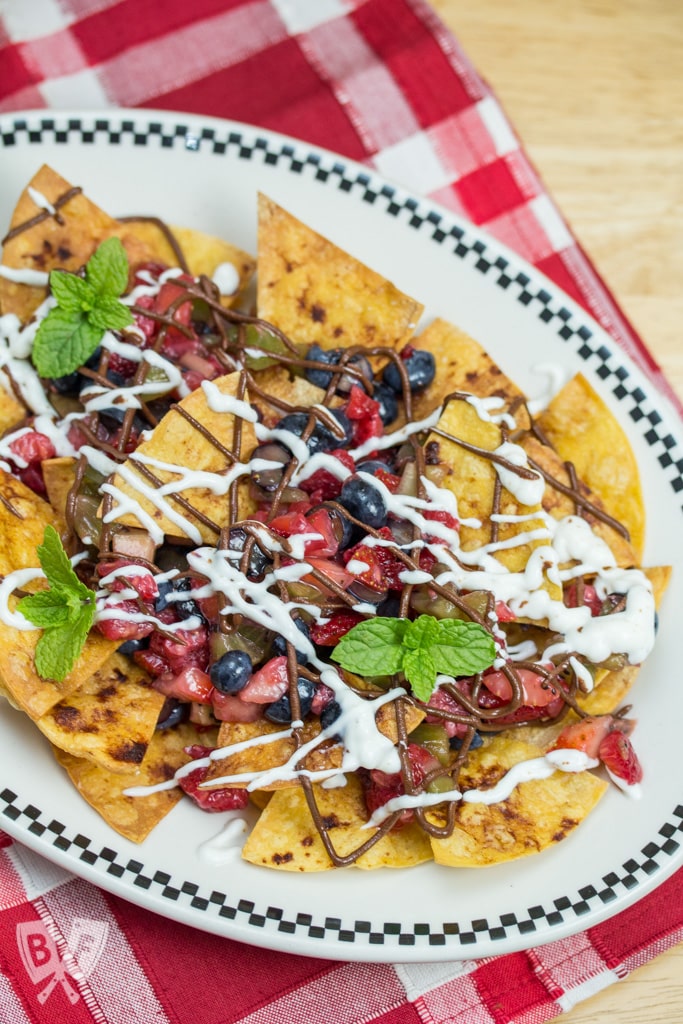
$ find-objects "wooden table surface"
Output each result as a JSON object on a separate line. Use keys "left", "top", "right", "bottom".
{"left": 431, "top": 2, "right": 683, "bottom": 1022}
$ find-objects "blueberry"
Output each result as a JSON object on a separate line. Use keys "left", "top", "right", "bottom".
{"left": 450, "top": 731, "right": 483, "bottom": 751}
{"left": 372, "top": 381, "right": 399, "bottom": 425}
{"left": 339, "top": 474, "right": 388, "bottom": 529}
{"left": 250, "top": 442, "right": 289, "bottom": 493}
{"left": 356, "top": 458, "right": 392, "bottom": 476}
{"left": 156, "top": 698, "right": 189, "bottom": 730}
{"left": 117, "top": 636, "right": 150, "bottom": 656}
{"left": 376, "top": 594, "right": 401, "bottom": 617}
{"left": 265, "top": 676, "right": 316, "bottom": 723}
{"left": 320, "top": 700, "right": 342, "bottom": 733}
{"left": 304, "top": 343, "right": 341, "bottom": 390}
{"left": 84, "top": 346, "right": 103, "bottom": 370}
{"left": 50, "top": 371, "right": 82, "bottom": 395}
{"left": 307, "top": 502, "right": 357, "bottom": 550}
{"left": 227, "top": 527, "right": 271, "bottom": 579}
{"left": 276, "top": 410, "right": 352, "bottom": 454}
{"left": 155, "top": 575, "right": 203, "bottom": 621}
{"left": 210, "top": 650, "right": 253, "bottom": 694}
{"left": 272, "top": 617, "right": 311, "bottom": 664}
{"left": 382, "top": 349, "right": 436, "bottom": 394}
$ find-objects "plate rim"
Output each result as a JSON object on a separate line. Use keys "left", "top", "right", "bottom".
{"left": 0, "top": 107, "right": 681, "bottom": 963}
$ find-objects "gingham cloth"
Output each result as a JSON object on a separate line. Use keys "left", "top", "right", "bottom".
{"left": 0, "top": 2, "right": 681, "bottom": 1022}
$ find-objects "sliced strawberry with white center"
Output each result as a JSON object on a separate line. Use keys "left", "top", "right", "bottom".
{"left": 597, "top": 730, "right": 643, "bottom": 786}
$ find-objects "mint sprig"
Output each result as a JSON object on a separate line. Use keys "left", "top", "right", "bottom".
{"left": 17, "top": 526, "right": 97, "bottom": 682}
{"left": 331, "top": 614, "right": 496, "bottom": 702}
{"left": 31, "top": 237, "right": 133, "bottom": 378}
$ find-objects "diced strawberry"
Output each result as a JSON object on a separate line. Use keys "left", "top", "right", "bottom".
{"left": 96, "top": 603, "right": 155, "bottom": 642}
{"left": 495, "top": 600, "right": 516, "bottom": 622}
{"left": 97, "top": 559, "right": 159, "bottom": 602}
{"left": 564, "top": 581, "right": 602, "bottom": 616}
{"left": 419, "top": 549, "right": 437, "bottom": 574}
{"left": 9, "top": 431, "right": 56, "bottom": 466}
{"left": 303, "top": 557, "right": 356, "bottom": 593}
{"left": 310, "top": 682, "right": 335, "bottom": 714}
{"left": 238, "top": 655, "right": 289, "bottom": 704}
{"left": 133, "top": 261, "right": 167, "bottom": 286}
{"left": 16, "top": 463, "right": 47, "bottom": 496}
{"left": 482, "top": 668, "right": 560, "bottom": 708}
{"left": 345, "top": 385, "right": 380, "bottom": 421}
{"left": 310, "top": 611, "right": 363, "bottom": 646}
{"left": 352, "top": 412, "right": 383, "bottom": 448}
{"left": 363, "top": 743, "right": 439, "bottom": 827}
{"left": 178, "top": 763, "right": 250, "bottom": 813}
{"left": 405, "top": 743, "right": 440, "bottom": 786}
{"left": 301, "top": 507, "right": 340, "bottom": 558}
{"left": 149, "top": 624, "right": 209, "bottom": 675}
{"left": 107, "top": 351, "right": 137, "bottom": 379}
{"left": 343, "top": 526, "right": 404, "bottom": 591}
{"left": 424, "top": 687, "right": 466, "bottom": 738}
{"left": 183, "top": 744, "right": 214, "bottom": 760}
{"left": 299, "top": 449, "right": 355, "bottom": 500}
{"left": 211, "top": 691, "right": 263, "bottom": 723}
{"left": 423, "top": 509, "right": 459, "bottom": 538}
{"left": 133, "top": 293, "right": 160, "bottom": 342}
{"left": 551, "top": 715, "right": 614, "bottom": 758}
{"left": 154, "top": 277, "right": 194, "bottom": 322}
{"left": 133, "top": 649, "right": 169, "bottom": 677}
{"left": 153, "top": 666, "right": 214, "bottom": 704}
{"left": 597, "top": 730, "right": 643, "bottom": 785}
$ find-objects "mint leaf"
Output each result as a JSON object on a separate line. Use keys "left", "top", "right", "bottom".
{"left": 17, "top": 526, "right": 98, "bottom": 682}
{"left": 34, "top": 603, "right": 95, "bottom": 682}
{"left": 331, "top": 617, "right": 407, "bottom": 676}
{"left": 402, "top": 649, "right": 436, "bottom": 701}
{"left": 403, "top": 614, "right": 440, "bottom": 651}
{"left": 88, "top": 296, "right": 133, "bottom": 331}
{"left": 432, "top": 620, "right": 497, "bottom": 676}
{"left": 16, "top": 588, "right": 80, "bottom": 628}
{"left": 31, "top": 237, "right": 132, "bottom": 377}
{"left": 48, "top": 271, "right": 94, "bottom": 313}
{"left": 86, "top": 236, "right": 129, "bottom": 296}
{"left": 32, "top": 309, "right": 102, "bottom": 377}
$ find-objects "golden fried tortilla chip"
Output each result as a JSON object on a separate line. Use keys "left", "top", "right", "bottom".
{"left": 257, "top": 194, "right": 423, "bottom": 352}
{"left": 537, "top": 374, "right": 645, "bottom": 559}
{"left": 428, "top": 738, "right": 607, "bottom": 867}
{"left": 0, "top": 469, "right": 63, "bottom": 575}
{"left": 203, "top": 697, "right": 424, "bottom": 791}
{"left": 242, "top": 774, "right": 432, "bottom": 871}
{"left": 52, "top": 723, "right": 217, "bottom": 843}
{"left": 41, "top": 457, "right": 77, "bottom": 522}
{"left": 107, "top": 372, "right": 257, "bottom": 543}
{"left": 431, "top": 397, "right": 558, "bottom": 588}
{"left": 0, "top": 384, "right": 24, "bottom": 434}
{"left": 411, "top": 318, "right": 531, "bottom": 431}
{"left": 36, "top": 653, "right": 165, "bottom": 773}
{"left": 119, "top": 220, "right": 255, "bottom": 305}
{"left": 0, "top": 165, "right": 156, "bottom": 321}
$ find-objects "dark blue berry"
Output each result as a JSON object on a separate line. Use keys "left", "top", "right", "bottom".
{"left": 227, "top": 527, "right": 271, "bottom": 579}
{"left": 155, "top": 575, "right": 203, "bottom": 621}
{"left": 117, "top": 636, "right": 149, "bottom": 656}
{"left": 250, "top": 442, "right": 289, "bottom": 492}
{"left": 265, "top": 676, "right": 316, "bottom": 723}
{"left": 372, "top": 382, "right": 399, "bottom": 425}
{"left": 450, "top": 731, "right": 483, "bottom": 751}
{"left": 320, "top": 700, "right": 342, "bottom": 732}
{"left": 356, "top": 458, "right": 392, "bottom": 476}
{"left": 382, "top": 349, "right": 436, "bottom": 394}
{"left": 339, "top": 474, "right": 388, "bottom": 529}
{"left": 50, "top": 371, "right": 82, "bottom": 395}
{"left": 307, "top": 503, "right": 357, "bottom": 550}
{"left": 304, "top": 343, "right": 341, "bottom": 389}
{"left": 375, "top": 594, "right": 401, "bottom": 617}
{"left": 156, "top": 698, "right": 189, "bottom": 730}
{"left": 276, "top": 411, "right": 351, "bottom": 454}
{"left": 210, "top": 650, "right": 253, "bottom": 694}
{"left": 272, "top": 617, "right": 311, "bottom": 664}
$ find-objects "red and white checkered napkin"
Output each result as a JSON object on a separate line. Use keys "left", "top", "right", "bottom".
{"left": 0, "top": 2, "right": 681, "bottom": 1022}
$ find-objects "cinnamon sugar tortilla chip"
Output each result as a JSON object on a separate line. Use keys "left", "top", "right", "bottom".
{"left": 537, "top": 374, "right": 646, "bottom": 560}
{"left": 35, "top": 652, "right": 165, "bottom": 773}
{"left": 242, "top": 774, "right": 432, "bottom": 871}
{"left": 106, "top": 372, "right": 257, "bottom": 543}
{"left": 411, "top": 318, "right": 531, "bottom": 431}
{"left": 203, "top": 698, "right": 424, "bottom": 791}
{"left": 428, "top": 738, "right": 607, "bottom": 867}
{"left": 257, "top": 194, "right": 423, "bottom": 352}
{"left": 119, "top": 221, "right": 255, "bottom": 305}
{"left": 0, "top": 385, "right": 24, "bottom": 434}
{"left": 52, "top": 723, "right": 217, "bottom": 843}
{"left": 0, "top": 165, "right": 156, "bottom": 321}
{"left": 0, "top": 469, "right": 64, "bottom": 575}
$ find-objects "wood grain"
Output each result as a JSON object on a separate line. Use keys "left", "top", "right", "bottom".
{"left": 429, "top": 2, "right": 683, "bottom": 1021}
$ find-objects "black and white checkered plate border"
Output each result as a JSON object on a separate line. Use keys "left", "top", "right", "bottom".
{"left": 1, "top": 112, "right": 682, "bottom": 957}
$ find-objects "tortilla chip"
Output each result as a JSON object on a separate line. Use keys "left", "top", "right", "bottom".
{"left": 35, "top": 653, "right": 165, "bottom": 773}
{"left": 0, "top": 384, "right": 24, "bottom": 433}
{"left": 41, "top": 456, "right": 77, "bottom": 522}
{"left": 429, "top": 738, "right": 607, "bottom": 867}
{"left": 119, "top": 220, "right": 254, "bottom": 305}
{"left": 411, "top": 318, "right": 531, "bottom": 431}
{"left": 247, "top": 367, "right": 336, "bottom": 427}
{"left": 431, "top": 397, "right": 558, "bottom": 588}
{"left": 537, "top": 374, "right": 645, "bottom": 559}
{"left": 242, "top": 774, "right": 432, "bottom": 871}
{"left": 522, "top": 435, "right": 637, "bottom": 568}
{"left": 257, "top": 194, "right": 423, "bottom": 352}
{"left": 106, "top": 372, "right": 257, "bottom": 543}
{"left": 52, "top": 722, "right": 216, "bottom": 843}
{"left": 0, "top": 165, "right": 156, "bottom": 321}
{"left": 0, "top": 469, "right": 64, "bottom": 575}
{"left": 203, "top": 697, "right": 424, "bottom": 791}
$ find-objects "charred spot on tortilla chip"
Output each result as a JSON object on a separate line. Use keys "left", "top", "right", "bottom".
{"left": 111, "top": 740, "right": 147, "bottom": 764}
{"left": 272, "top": 852, "right": 294, "bottom": 865}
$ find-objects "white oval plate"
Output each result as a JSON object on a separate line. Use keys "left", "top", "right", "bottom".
{"left": 0, "top": 110, "right": 681, "bottom": 963}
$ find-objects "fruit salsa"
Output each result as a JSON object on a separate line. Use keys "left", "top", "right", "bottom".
{"left": 0, "top": 166, "right": 669, "bottom": 871}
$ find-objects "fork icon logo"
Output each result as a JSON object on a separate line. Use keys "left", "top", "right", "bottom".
{"left": 16, "top": 917, "right": 108, "bottom": 1005}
